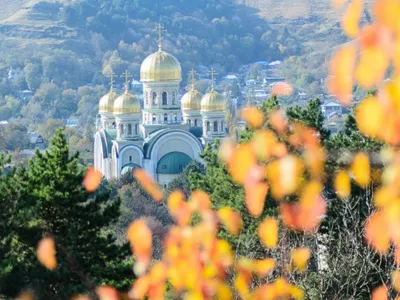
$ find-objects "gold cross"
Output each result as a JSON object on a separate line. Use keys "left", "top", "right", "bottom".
{"left": 188, "top": 68, "right": 197, "bottom": 90}
{"left": 121, "top": 70, "right": 132, "bottom": 92}
{"left": 106, "top": 70, "right": 116, "bottom": 90}
{"left": 155, "top": 24, "right": 167, "bottom": 50}
{"left": 208, "top": 68, "right": 219, "bottom": 90}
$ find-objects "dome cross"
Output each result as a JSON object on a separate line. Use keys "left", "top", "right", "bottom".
{"left": 208, "top": 68, "right": 219, "bottom": 91}
{"left": 106, "top": 70, "right": 116, "bottom": 90}
{"left": 188, "top": 68, "right": 197, "bottom": 91}
{"left": 121, "top": 70, "right": 132, "bottom": 93}
{"left": 155, "top": 24, "right": 167, "bottom": 51}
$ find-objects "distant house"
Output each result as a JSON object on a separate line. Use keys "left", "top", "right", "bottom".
{"left": 66, "top": 118, "right": 78, "bottom": 127}
{"left": 18, "top": 90, "right": 34, "bottom": 102}
{"left": 246, "top": 79, "right": 257, "bottom": 86}
{"left": 8, "top": 67, "right": 24, "bottom": 81}
{"left": 322, "top": 102, "right": 347, "bottom": 117}
{"left": 29, "top": 132, "right": 45, "bottom": 149}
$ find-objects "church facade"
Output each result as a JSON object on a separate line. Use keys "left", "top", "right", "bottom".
{"left": 93, "top": 32, "right": 227, "bottom": 186}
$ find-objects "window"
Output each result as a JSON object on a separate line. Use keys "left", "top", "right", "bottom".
{"left": 174, "top": 113, "right": 177, "bottom": 122}
{"left": 135, "top": 124, "right": 138, "bottom": 135}
{"left": 146, "top": 92, "right": 149, "bottom": 105}
{"left": 162, "top": 165, "right": 167, "bottom": 170}
{"left": 206, "top": 121, "right": 210, "bottom": 132}
{"left": 152, "top": 114, "right": 156, "bottom": 123}
{"left": 194, "top": 119, "right": 198, "bottom": 127}
{"left": 144, "top": 114, "right": 147, "bottom": 122}
{"left": 129, "top": 156, "right": 132, "bottom": 162}
{"left": 112, "top": 122, "right": 116, "bottom": 129}
{"left": 172, "top": 91, "right": 176, "bottom": 105}
{"left": 213, "top": 121, "right": 218, "bottom": 132}
{"left": 179, "top": 165, "right": 183, "bottom": 171}
{"left": 128, "top": 124, "right": 132, "bottom": 135}
{"left": 164, "top": 113, "right": 168, "bottom": 123}
{"left": 188, "top": 119, "right": 191, "bottom": 126}
{"left": 119, "top": 123, "right": 124, "bottom": 135}
{"left": 221, "top": 121, "right": 224, "bottom": 132}
{"left": 162, "top": 91, "right": 167, "bottom": 105}
{"left": 152, "top": 92, "right": 157, "bottom": 105}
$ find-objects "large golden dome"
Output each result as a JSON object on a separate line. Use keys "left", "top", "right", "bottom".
{"left": 181, "top": 89, "right": 203, "bottom": 111}
{"left": 99, "top": 90, "right": 118, "bottom": 113}
{"left": 140, "top": 50, "right": 182, "bottom": 82}
{"left": 201, "top": 90, "right": 225, "bottom": 112}
{"left": 114, "top": 91, "right": 141, "bottom": 115}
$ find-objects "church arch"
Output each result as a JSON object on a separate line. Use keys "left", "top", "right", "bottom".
{"left": 156, "top": 152, "right": 192, "bottom": 175}
{"left": 162, "top": 91, "right": 168, "bottom": 105}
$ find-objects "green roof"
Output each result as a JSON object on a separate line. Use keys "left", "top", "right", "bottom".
{"left": 121, "top": 163, "right": 140, "bottom": 176}
{"left": 156, "top": 152, "right": 192, "bottom": 174}
{"left": 103, "top": 129, "right": 117, "bottom": 154}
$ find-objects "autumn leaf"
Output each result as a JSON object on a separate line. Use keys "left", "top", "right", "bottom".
{"left": 96, "top": 286, "right": 119, "bottom": 300}
{"left": 355, "top": 96, "right": 385, "bottom": 139}
{"left": 217, "top": 207, "right": 243, "bottom": 235}
{"left": 350, "top": 152, "right": 371, "bottom": 187}
{"left": 258, "top": 217, "right": 279, "bottom": 248}
{"left": 371, "top": 285, "right": 388, "bottom": 300}
{"left": 334, "top": 170, "right": 351, "bottom": 199}
{"left": 83, "top": 167, "right": 102, "bottom": 192}
{"left": 127, "top": 220, "right": 152, "bottom": 275}
{"left": 242, "top": 106, "right": 264, "bottom": 128}
{"left": 342, "top": 0, "right": 363, "bottom": 37}
{"left": 365, "top": 211, "right": 390, "bottom": 254}
{"left": 227, "top": 143, "right": 256, "bottom": 185}
{"left": 291, "top": 248, "right": 311, "bottom": 272}
{"left": 37, "top": 237, "right": 57, "bottom": 270}
{"left": 133, "top": 169, "right": 163, "bottom": 202}
{"left": 271, "top": 82, "right": 293, "bottom": 96}
{"left": 244, "top": 182, "right": 268, "bottom": 217}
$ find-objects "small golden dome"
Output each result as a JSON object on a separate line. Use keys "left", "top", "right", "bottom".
{"left": 201, "top": 90, "right": 225, "bottom": 112}
{"left": 140, "top": 50, "right": 182, "bottom": 82}
{"left": 113, "top": 91, "right": 141, "bottom": 115}
{"left": 99, "top": 90, "right": 118, "bottom": 113}
{"left": 181, "top": 89, "right": 203, "bottom": 111}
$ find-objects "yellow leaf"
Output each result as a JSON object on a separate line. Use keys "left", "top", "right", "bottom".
{"left": 351, "top": 152, "right": 371, "bottom": 187}
{"left": 227, "top": 143, "right": 256, "bottom": 185}
{"left": 127, "top": 220, "right": 152, "bottom": 275}
{"left": 255, "top": 258, "right": 276, "bottom": 277}
{"left": 258, "top": 217, "right": 279, "bottom": 248}
{"left": 355, "top": 96, "right": 385, "bottom": 138}
{"left": 217, "top": 207, "right": 243, "bottom": 236}
{"left": 291, "top": 248, "right": 311, "bottom": 272}
{"left": 392, "top": 270, "right": 400, "bottom": 292}
{"left": 342, "top": 0, "right": 363, "bottom": 37}
{"left": 334, "top": 170, "right": 351, "bottom": 199}
{"left": 133, "top": 169, "right": 163, "bottom": 202}
{"left": 355, "top": 47, "right": 388, "bottom": 88}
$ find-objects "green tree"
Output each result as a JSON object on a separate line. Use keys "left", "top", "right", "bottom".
{"left": 24, "top": 63, "right": 42, "bottom": 91}
{"left": 0, "top": 130, "right": 133, "bottom": 298}
{"left": 37, "top": 118, "right": 65, "bottom": 142}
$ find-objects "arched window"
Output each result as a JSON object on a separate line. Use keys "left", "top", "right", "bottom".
{"left": 112, "top": 122, "right": 116, "bottom": 129}
{"left": 213, "top": 121, "right": 218, "bottom": 132}
{"left": 172, "top": 91, "right": 176, "bottom": 105}
{"left": 135, "top": 124, "right": 138, "bottom": 135}
{"left": 194, "top": 119, "right": 198, "bottom": 127}
{"left": 164, "top": 113, "right": 168, "bottom": 123}
{"left": 146, "top": 92, "right": 149, "bottom": 105}
{"left": 206, "top": 121, "right": 210, "bottom": 132}
{"left": 162, "top": 91, "right": 167, "bottom": 105}
{"left": 144, "top": 114, "right": 147, "bottom": 122}
{"left": 174, "top": 113, "right": 177, "bottom": 122}
{"left": 152, "top": 114, "right": 156, "bottom": 123}
{"left": 188, "top": 119, "right": 192, "bottom": 126}
{"left": 118, "top": 123, "right": 124, "bottom": 135}
{"left": 128, "top": 124, "right": 132, "bottom": 135}
{"left": 221, "top": 120, "right": 224, "bottom": 132}
{"left": 152, "top": 92, "right": 157, "bottom": 105}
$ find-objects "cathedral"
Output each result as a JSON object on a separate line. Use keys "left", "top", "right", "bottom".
{"left": 93, "top": 28, "right": 227, "bottom": 186}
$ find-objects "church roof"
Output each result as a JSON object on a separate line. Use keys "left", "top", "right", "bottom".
{"left": 156, "top": 151, "right": 192, "bottom": 174}
{"left": 189, "top": 126, "right": 203, "bottom": 138}
{"left": 101, "top": 129, "right": 117, "bottom": 156}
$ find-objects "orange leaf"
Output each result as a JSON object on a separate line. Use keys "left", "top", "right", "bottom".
{"left": 327, "top": 44, "right": 357, "bottom": 105}
{"left": 373, "top": 0, "right": 400, "bottom": 32}
{"left": 189, "top": 190, "right": 211, "bottom": 212}
{"left": 242, "top": 106, "right": 264, "bottom": 128}
{"left": 395, "top": 247, "right": 400, "bottom": 266}
{"left": 130, "top": 274, "right": 151, "bottom": 299}
{"left": 291, "top": 248, "right": 311, "bottom": 272}
{"left": 334, "top": 170, "right": 351, "bottom": 199}
{"left": 255, "top": 258, "right": 276, "bottom": 277}
{"left": 168, "top": 190, "right": 191, "bottom": 226}
{"left": 83, "top": 167, "right": 102, "bottom": 192}
{"left": 227, "top": 143, "right": 256, "bottom": 185}
{"left": 258, "top": 217, "right": 279, "bottom": 248}
{"left": 217, "top": 207, "right": 243, "bottom": 235}
{"left": 355, "top": 47, "right": 388, "bottom": 88}
{"left": 96, "top": 286, "right": 119, "bottom": 300}
{"left": 269, "top": 109, "right": 287, "bottom": 133}
{"left": 365, "top": 211, "right": 390, "bottom": 254}
{"left": 127, "top": 220, "right": 152, "bottom": 275}
{"left": 371, "top": 285, "right": 388, "bottom": 300}
{"left": 252, "top": 129, "right": 277, "bottom": 161}
{"left": 350, "top": 152, "right": 370, "bottom": 187}
{"left": 37, "top": 237, "right": 57, "bottom": 270}
{"left": 332, "top": 0, "right": 347, "bottom": 8}
{"left": 392, "top": 270, "right": 400, "bottom": 292}
{"left": 342, "top": 0, "right": 363, "bottom": 37}
{"left": 271, "top": 82, "right": 293, "bottom": 96}
{"left": 245, "top": 182, "right": 268, "bottom": 217}
{"left": 133, "top": 169, "right": 163, "bottom": 202}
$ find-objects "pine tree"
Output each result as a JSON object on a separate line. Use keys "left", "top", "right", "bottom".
{"left": 1, "top": 130, "right": 133, "bottom": 299}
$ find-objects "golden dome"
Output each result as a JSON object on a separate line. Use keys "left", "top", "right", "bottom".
{"left": 113, "top": 91, "right": 141, "bottom": 115}
{"left": 181, "top": 89, "right": 203, "bottom": 111}
{"left": 99, "top": 90, "right": 118, "bottom": 113}
{"left": 140, "top": 50, "right": 182, "bottom": 82}
{"left": 201, "top": 90, "right": 225, "bottom": 112}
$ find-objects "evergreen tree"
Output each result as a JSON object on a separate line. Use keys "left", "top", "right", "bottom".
{"left": 0, "top": 130, "right": 133, "bottom": 299}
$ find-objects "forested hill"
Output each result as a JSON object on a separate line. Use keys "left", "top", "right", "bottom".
{"left": 0, "top": 0, "right": 301, "bottom": 78}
